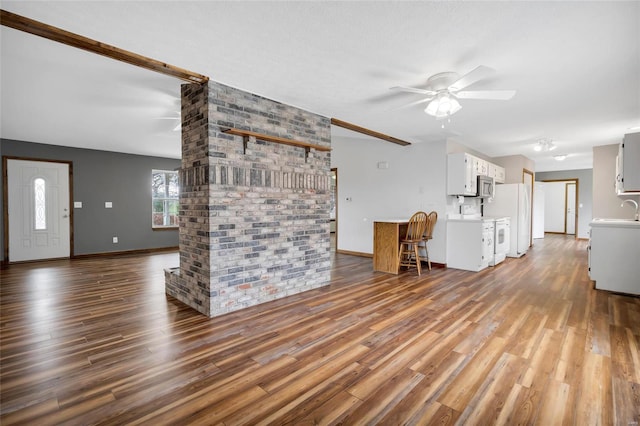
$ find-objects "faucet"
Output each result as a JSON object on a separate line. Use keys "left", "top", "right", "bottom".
{"left": 621, "top": 199, "right": 639, "bottom": 221}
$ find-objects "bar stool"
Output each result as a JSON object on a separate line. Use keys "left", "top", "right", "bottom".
{"left": 398, "top": 211, "right": 428, "bottom": 275}
{"left": 419, "top": 211, "right": 438, "bottom": 271}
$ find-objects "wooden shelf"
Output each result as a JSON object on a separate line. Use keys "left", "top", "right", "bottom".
{"left": 221, "top": 128, "right": 330, "bottom": 159}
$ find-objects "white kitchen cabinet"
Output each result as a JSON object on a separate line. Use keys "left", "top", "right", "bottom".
{"left": 475, "top": 158, "right": 489, "bottom": 176}
{"left": 489, "top": 163, "right": 506, "bottom": 184}
{"left": 448, "top": 153, "right": 505, "bottom": 195}
{"left": 446, "top": 218, "right": 495, "bottom": 272}
{"left": 447, "top": 153, "right": 477, "bottom": 196}
{"left": 589, "top": 220, "right": 640, "bottom": 295}
{"left": 616, "top": 132, "right": 640, "bottom": 194}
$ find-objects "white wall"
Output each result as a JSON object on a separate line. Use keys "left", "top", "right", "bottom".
{"left": 532, "top": 182, "right": 545, "bottom": 238}
{"left": 331, "top": 135, "right": 448, "bottom": 263}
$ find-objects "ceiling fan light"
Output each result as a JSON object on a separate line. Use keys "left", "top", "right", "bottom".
{"left": 425, "top": 94, "right": 461, "bottom": 118}
{"left": 449, "top": 98, "right": 462, "bottom": 115}
{"left": 534, "top": 144, "right": 542, "bottom": 152}
{"left": 425, "top": 99, "right": 439, "bottom": 116}
{"left": 549, "top": 143, "right": 557, "bottom": 151}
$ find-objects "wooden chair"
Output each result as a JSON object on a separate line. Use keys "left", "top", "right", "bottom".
{"left": 419, "top": 211, "right": 438, "bottom": 271}
{"left": 398, "top": 211, "right": 428, "bottom": 275}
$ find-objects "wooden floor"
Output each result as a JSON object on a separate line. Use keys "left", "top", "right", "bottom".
{"left": 1, "top": 234, "right": 638, "bottom": 425}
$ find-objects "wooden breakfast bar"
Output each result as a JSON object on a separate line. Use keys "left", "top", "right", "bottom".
{"left": 373, "top": 219, "right": 409, "bottom": 274}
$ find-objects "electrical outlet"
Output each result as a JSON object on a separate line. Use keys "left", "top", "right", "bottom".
{"left": 112, "top": 237, "right": 118, "bottom": 243}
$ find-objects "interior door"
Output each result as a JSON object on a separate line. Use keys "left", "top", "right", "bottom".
{"left": 7, "top": 159, "right": 71, "bottom": 262}
{"left": 544, "top": 181, "right": 567, "bottom": 233}
{"left": 565, "top": 182, "right": 576, "bottom": 235}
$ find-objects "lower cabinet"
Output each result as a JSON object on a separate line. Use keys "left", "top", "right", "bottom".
{"left": 589, "top": 221, "right": 640, "bottom": 295}
{"left": 446, "top": 219, "right": 495, "bottom": 272}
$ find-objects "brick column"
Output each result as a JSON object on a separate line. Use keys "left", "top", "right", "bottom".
{"left": 166, "top": 81, "right": 332, "bottom": 317}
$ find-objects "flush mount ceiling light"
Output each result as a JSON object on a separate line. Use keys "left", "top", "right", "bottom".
{"left": 534, "top": 138, "right": 557, "bottom": 152}
{"left": 554, "top": 154, "right": 567, "bottom": 161}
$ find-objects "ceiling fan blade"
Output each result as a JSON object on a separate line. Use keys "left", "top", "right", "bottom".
{"left": 399, "top": 96, "right": 435, "bottom": 109}
{"left": 390, "top": 86, "right": 437, "bottom": 96}
{"left": 448, "top": 65, "right": 495, "bottom": 92}
{"left": 455, "top": 90, "right": 516, "bottom": 100}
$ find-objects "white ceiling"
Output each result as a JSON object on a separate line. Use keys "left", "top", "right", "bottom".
{"left": 1, "top": 1, "right": 639, "bottom": 172}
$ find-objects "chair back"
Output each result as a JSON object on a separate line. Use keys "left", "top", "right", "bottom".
{"left": 424, "top": 211, "right": 438, "bottom": 239}
{"left": 405, "top": 211, "right": 428, "bottom": 241}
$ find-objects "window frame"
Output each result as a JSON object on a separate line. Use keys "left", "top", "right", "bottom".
{"left": 151, "top": 169, "right": 179, "bottom": 230}
{"left": 34, "top": 177, "right": 47, "bottom": 231}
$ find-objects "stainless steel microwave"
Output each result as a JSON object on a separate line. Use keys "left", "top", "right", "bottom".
{"left": 477, "top": 175, "right": 494, "bottom": 198}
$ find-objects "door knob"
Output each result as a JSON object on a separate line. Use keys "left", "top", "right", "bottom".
{"left": 62, "top": 215, "right": 69, "bottom": 218}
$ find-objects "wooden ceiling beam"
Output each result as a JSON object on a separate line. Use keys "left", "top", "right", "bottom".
{"left": 0, "top": 9, "right": 209, "bottom": 84}
{"left": 330, "top": 118, "right": 411, "bottom": 146}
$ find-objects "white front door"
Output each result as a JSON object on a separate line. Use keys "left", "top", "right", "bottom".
{"left": 7, "top": 159, "right": 71, "bottom": 262}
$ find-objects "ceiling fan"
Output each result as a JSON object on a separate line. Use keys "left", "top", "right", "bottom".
{"left": 391, "top": 65, "right": 516, "bottom": 119}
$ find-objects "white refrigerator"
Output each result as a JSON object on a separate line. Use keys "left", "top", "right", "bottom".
{"left": 484, "top": 183, "right": 531, "bottom": 257}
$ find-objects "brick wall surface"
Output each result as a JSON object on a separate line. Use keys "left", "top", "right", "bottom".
{"left": 166, "top": 81, "right": 332, "bottom": 317}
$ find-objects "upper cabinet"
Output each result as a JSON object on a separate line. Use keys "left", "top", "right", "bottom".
{"left": 616, "top": 132, "right": 640, "bottom": 194}
{"left": 447, "top": 153, "right": 505, "bottom": 195}
{"left": 448, "top": 153, "right": 477, "bottom": 196}
{"left": 475, "top": 158, "right": 489, "bottom": 176}
{"left": 488, "top": 162, "right": 506, "bottom": 184}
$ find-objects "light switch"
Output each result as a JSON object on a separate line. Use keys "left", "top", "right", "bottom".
{"left": 105, "top": 201, "right": 113, "bottom": 208}
{"left": 74, "top": 201, "right": 83, "bottom": 208}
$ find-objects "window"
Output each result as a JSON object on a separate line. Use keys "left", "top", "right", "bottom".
{"left": 34, "top": 177, "right": 46, "bottom": 230}
{"left": 152, "top": 170, "right": 179, "bottom": 228}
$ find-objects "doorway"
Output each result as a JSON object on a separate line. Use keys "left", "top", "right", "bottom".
{"left": 542, "top": 179, "right": 579, "bottom": 238}
{"left": 523, "top": 169, "right": 534, "bottom": 247}
{"left": 4, "top": 158, "right": 73, "bottom": 262}
{"left": 330, "top": 168, "right": 338, "bottom": 252}
{"left": 565, "top": 182, "right": 576, "bottom": 235}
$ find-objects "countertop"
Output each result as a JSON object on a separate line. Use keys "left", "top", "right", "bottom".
{"left": 373, "top": 218, "right": 409, "bottom": 223}
{"left": 447, "top": 214, "right": 507, "bottom": 223}
{"left": 590, "top": 219, "right": 640, "bottom": 228}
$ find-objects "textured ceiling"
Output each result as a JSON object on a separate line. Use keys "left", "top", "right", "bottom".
{"left": 1, "top": 1, "right": 639, "bottom": 172}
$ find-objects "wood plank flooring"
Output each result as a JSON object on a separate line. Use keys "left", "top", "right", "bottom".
{"left": 1, "top": 234, "right": 638, "bottom": 425}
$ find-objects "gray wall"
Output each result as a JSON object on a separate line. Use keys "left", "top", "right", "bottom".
{"left": 536, "top": 169, "right": 593, "bottom": 239}
{"left": 1, "top": 139, "right": 180, "bottom": 257}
